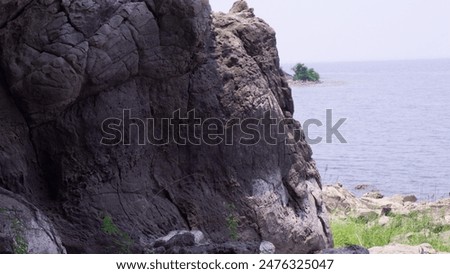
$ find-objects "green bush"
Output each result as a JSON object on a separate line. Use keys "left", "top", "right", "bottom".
{"left": 0, "top": 209, "right": 28, "bottom": 254}
{"left": 102, "top": 215, "right": 121, "bottom": 235}
{"left": 292, "top": 63, "right": 320, "bottom": 82}
{"left": 101, "top": 215, "right": 133, "bottom": 253}
{"left": 11, "top": 218, "right": 28, "bottom": 254}
{"left": 226, "top": 203, "right": 239, "bottom": 240}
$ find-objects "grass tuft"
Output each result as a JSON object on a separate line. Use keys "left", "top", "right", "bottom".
{"left": 331, "top": 211, "right": 450, "bottom": 252}
{"left": 101, "top": 215, "right": 133, "bottom": 253}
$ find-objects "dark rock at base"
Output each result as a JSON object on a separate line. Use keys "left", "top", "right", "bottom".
{"left": 149, "top": 229, "right": 259, "bottom": 254}
{"left": 208, "top": 242, "right": 260, "bottom": 254}
{"left": 0, "top": 237, "right": 14, "bottom": 254}
{"left": 320, "top": 245, "right": 370, "bottom": 254}
{"left": 156, "top": 242, "right": 260, "bottom": 254}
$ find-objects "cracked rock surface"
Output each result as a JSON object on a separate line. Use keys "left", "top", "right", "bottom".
{"left": 0, "top": 187, "right": 66, "bottom": 254}
{"left": 0, "top": 0, "right": 332, "bottom": 253}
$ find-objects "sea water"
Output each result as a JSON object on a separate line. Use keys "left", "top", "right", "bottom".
{"left": 290, "top": 59, "right": 450, "bottom": 200}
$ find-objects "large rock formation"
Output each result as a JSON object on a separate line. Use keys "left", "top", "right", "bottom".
{"left": 0, "top": 0, "right": 332, "bottom": 253}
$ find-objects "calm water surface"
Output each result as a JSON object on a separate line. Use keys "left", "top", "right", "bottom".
{"left": 290, "top": 59, "right": 450, "bottom": 200}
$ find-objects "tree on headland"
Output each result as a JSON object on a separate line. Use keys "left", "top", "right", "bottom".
{"left": 292, "top": 63, "right": 320, "bottom": 82}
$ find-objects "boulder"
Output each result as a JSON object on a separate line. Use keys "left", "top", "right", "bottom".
{"left": 259, "top": 241, "right": 276, "bottom": 254}
{"left": 403, "top": 195, "right": 418, "bottom": 203}
{"left": 0, "top": 0, "right": 332, "bottom": 253}
{"left": 322, "top": 184, "right": 364, "bottom": 216}
{"left": 363, "top": 192, "right": 384, "bottom": 199}
{"left": 355, "top": 184, "right": 369, "bottom": 190}
{"left": 0, "top": 188, "right": 66, "bottom": 254}
{"left": 153, "top": 230, "right": 207, "bottom": 249}
{"left": 190, "top": 230, "right": 208, "bottom": 246}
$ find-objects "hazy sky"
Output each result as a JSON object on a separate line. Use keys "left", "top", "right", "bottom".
{"left": 209, "top": 0, "right": 450, "bottom": 63}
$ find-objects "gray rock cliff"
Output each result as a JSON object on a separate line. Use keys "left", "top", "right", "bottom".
{"left": 0, "top": 0, "right": 332, "bottom": 253}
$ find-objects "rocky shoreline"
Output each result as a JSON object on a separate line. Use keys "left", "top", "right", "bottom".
{"left": 141, "top": 184, "right": 450, "bottom": 254}
{"left": 287, "top": 79, "right": 323, "bottom": 87}
{"left": 323, "top": 184, "right": 450, "bottom": 254}
{"left": 283, "top": 71, "right": 323, "bottom": 87}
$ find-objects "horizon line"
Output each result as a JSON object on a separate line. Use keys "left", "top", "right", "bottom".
{"left": 281, "top": 56, "right": 450, "bottom": 66}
